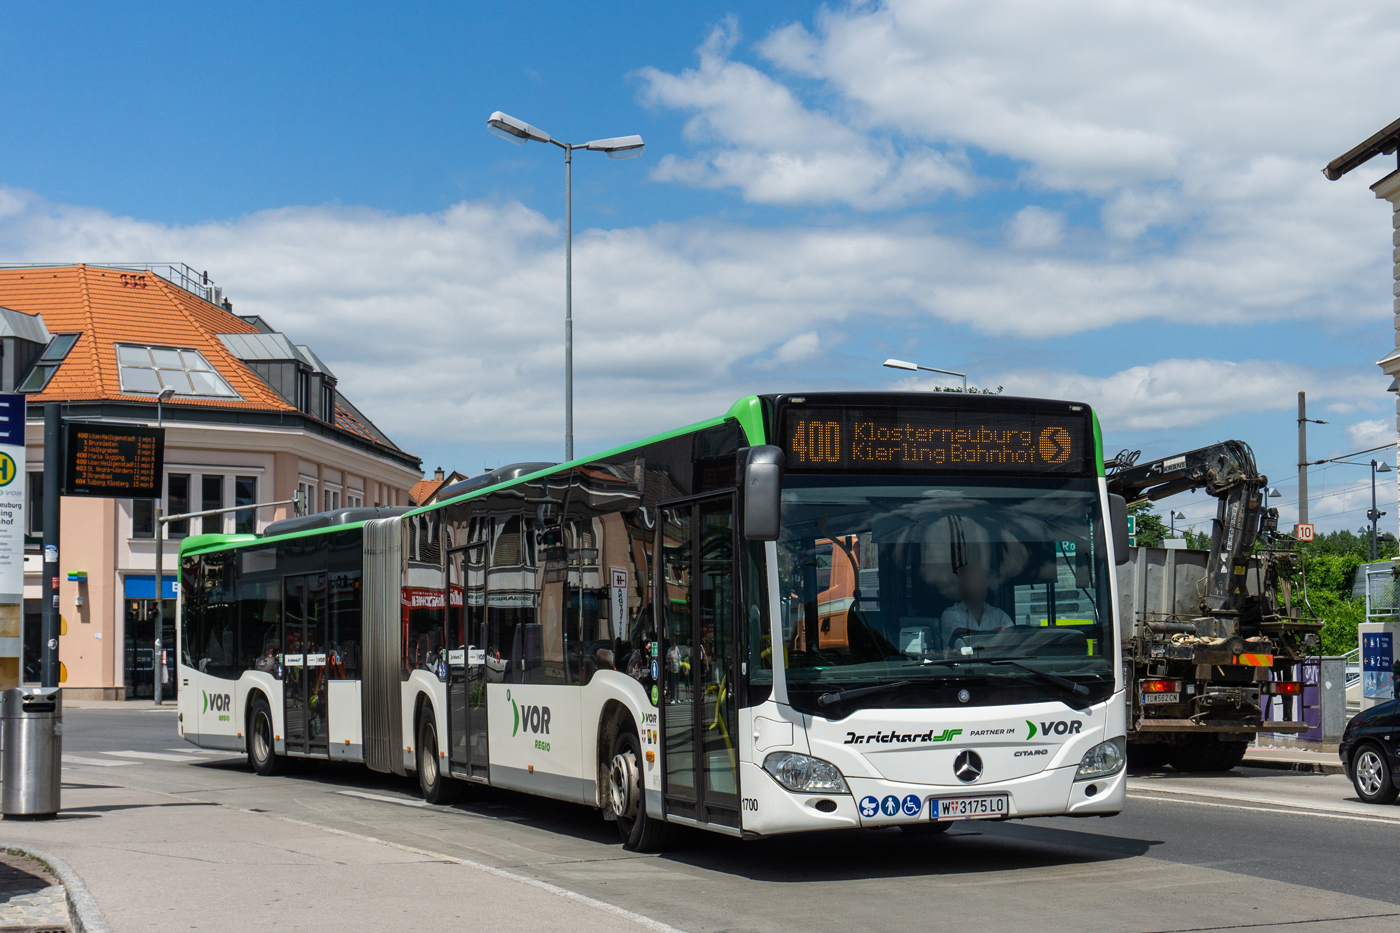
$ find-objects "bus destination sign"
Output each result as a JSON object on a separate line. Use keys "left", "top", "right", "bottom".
{"left": 781, "top": 407, "right": 1088, "bottom": 474}
{"left": 65, "top": 422, "right": 165, "bottom": 498}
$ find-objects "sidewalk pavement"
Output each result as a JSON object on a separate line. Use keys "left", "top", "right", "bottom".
{"left": 0, "top": 781, "right": 675, "bottom": 933}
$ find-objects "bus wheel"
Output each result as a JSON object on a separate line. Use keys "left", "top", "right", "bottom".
{"left": 610, "top": 730, "right": 669, "bottom": 852}
{"left": 417, "top": 712, "right": 463, "bottom": 805}
{"left": 247, "top": 695, "right": 285, "bottom": 777}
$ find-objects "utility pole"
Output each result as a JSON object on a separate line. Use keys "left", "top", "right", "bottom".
{"left": 1297, "top": 391, "right": 1308, "bottom": 527}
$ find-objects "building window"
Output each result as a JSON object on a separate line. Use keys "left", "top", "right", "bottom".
{"left": 167, "top": 474, "right": 190, "bottom": 537}
{"left": 18, "top": 334, "right": 79, "bottom": 394}
{"left": 297, "top": 481, "right": 315, "bottom": 516}
{"left": 323, "top": 488, "right": 340, "bottom": 513}
{"left": 115, "top": 345, "right": 238, "bottom": 398}
{"left": 235, "top": 476, "right": 257, "bottom": 534}
{"left": 132, "top": 498, "right": 154, "bottom": 538}
{"left": 347, "top": 492, "right": 363, "bottom": 509}
{"left": 201, "top": 475, "right": 224, "bottom": 535}
{"left": 26, "top": 471, "right": 42, "bottom": 537}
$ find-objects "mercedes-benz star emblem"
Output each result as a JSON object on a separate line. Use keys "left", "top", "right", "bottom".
{"left": 954, "top": 750, "right": 983, "bottom": 783}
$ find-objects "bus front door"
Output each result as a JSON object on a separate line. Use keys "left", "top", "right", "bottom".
{"left": 659, "top": 495, "right": 739, "bottom": 829}
{"left": 447, "top": 550, "right": 490, "bottom": 780}
{"left": 283, "top": 574, "right": 329, "bottom": 757}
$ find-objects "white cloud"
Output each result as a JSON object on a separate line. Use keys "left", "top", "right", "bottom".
{"left": 1005, "top": 206, "right": 1065, "bottom": 250}
{"left": 638, "top": 19, "right": 972, "bottom": 209}
{"left": 992, "top": 358, "right": 1381, "bottom": 432}
{"left": 1347, "top": 417, "right": 1393, "bottom": 449}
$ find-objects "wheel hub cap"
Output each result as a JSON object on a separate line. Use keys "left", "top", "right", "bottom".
{"left": 609, "top": 751, "right": 639, "bottom": 819}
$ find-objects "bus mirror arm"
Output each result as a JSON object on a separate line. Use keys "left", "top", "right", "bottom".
{"left": 1108, "top": 494, "right": 1130, "bottom": 566}
{"left": 742, "top": 446, "right": 785, "bottom": 541}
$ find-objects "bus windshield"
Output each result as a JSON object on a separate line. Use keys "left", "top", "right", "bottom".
{"left": 777, "top": 475, "right": 1114, "bottom": 711}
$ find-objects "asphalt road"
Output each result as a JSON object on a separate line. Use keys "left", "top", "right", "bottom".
{"left": 53, "top": 708, "right": 1400, "bottom": 932}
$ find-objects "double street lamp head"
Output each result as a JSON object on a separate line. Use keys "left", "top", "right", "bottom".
{"left": 487, "top": 111, "right": 645, "bottom": 158}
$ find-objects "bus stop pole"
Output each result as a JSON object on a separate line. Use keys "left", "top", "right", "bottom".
{"left": 40, "top": 404, "right": 61, "bottom": 689}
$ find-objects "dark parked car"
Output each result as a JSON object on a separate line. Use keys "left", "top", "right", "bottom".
{"left": 1340, "top": 699, "right": 1400, "bottom": 804}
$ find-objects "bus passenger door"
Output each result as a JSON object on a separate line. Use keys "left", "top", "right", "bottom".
{"left": 659, "top": 495, "right": 739, "bottom": 828}
{"left": 283, "top": 574, "right": 329, "bottom": 756}
{"left": 447, "top": 548, "right": 490, "bottom": 780}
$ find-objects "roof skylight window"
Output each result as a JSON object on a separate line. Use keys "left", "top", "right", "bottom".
{"left": 17, "top": 333, "right": 80, "bottom": 393}
{"left": 116, "top": 344, "right": 238, "bottom": 398}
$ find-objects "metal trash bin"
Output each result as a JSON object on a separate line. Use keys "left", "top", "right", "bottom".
{"left": 1, "top": 687, "right": 62, "bottom": 818}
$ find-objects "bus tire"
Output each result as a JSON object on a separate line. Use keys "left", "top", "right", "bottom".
{"left": 247, "top": 695, "right": 285, "bottom": 777}
{"left": 610, "top": 730, "right": 669, "bottom": 852}
{"left": 417, "top": 710, "right": 463, "bottom": 805}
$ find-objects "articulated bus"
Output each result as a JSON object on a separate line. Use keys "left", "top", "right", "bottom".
{"left": 177, "top": 392, "right": 1130, "bottom": 849}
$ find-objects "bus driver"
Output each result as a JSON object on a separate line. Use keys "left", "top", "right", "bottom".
{"left": 941, "top": 565, "right": 1012, "bottom": 639}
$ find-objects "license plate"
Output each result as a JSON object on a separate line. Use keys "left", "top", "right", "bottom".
{"left": 1141, "top": 692, "right": 1179, "bottom": 704}
{"left": 931, "top": 794, "right": 1009, "bottom": 820}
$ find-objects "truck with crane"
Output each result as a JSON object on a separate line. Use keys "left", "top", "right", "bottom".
{"left": 1108, "top": 442, "right": 1322, "bottom": 771}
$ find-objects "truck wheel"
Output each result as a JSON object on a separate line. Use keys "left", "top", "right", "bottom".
{"left": 1352, "top": 744, "right": 1399, "bottom": 805}
{"left": 1215, "top": 740, "right": 1249, "bottom": 771}
{"left": 1128, "top": 742, "right": 1170, "bottom": 771}
{"left": 1168, "top": 734, "right": 1229, "bottom": 773}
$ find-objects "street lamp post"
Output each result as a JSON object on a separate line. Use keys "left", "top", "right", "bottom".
{"left": 883, "top": 358, "right": 968, "bottom": 393}
{"left": 487, "top": 111, "right": 644, "bottom": 462}
{"left": 1370, "top": 460, "right": 1393, "bottom": 561}
{"left": 153, "top": 386, "right": 174, "bottom": 706}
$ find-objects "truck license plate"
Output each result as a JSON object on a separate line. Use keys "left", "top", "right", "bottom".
{"left": 1141, "top": 692, "right": 1179, "bottom": 704}
{"left": 930, "top": 794, "right": 1009, "bottom": 820}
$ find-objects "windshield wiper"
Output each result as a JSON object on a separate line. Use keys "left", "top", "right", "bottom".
{"left": 817, "top": 680, "right": 912, "bottom": 707}
{"left": 984, "top": 658, "right": 1090, "bottom": 699}
{"left": 907, "top": 654, "right": 1093, "bottom": 705}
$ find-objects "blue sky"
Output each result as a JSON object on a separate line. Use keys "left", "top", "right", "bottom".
{"left": 1, "top": 1, "right": 1398, "bottom": 534}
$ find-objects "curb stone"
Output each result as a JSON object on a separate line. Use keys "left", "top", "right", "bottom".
{"left": 1244, "top": 755, "right": 1344, "bottom": 776}
{"left": 4, "top": 846, "right": 109, "bottom": 933}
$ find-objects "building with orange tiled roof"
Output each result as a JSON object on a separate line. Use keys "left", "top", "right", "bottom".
{"left": 0, "top": 264, "right": 422, "bottom": 699}
{"left": 409, "top": 467, "right": 470, "bottom": 506}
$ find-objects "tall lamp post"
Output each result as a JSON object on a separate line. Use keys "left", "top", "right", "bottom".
{"left": 487, "top": 111, "right": 644, "bottom": 462}
{"left": 152, "top": 385, "right": 175, "bottom": 706}
{"left": 883, "top": 358, "right": 968, "bottom": 393}
{"left": 1370, "top": 460, "right": 1393, "bottom": 561}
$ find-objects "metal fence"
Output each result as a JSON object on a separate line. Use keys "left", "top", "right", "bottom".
{"left": 1366, "top": 568, "right": 1400, "bottom": 622}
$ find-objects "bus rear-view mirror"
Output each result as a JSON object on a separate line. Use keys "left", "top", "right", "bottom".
{"left": 742, "top": 446, "right": 784, "bottom": 541}
{"left": 1109, "top": 494, "right": 1130, "bottom": 566}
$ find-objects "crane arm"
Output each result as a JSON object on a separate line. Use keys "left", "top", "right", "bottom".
{"left": 1107, "top": 440, "right": 1266, "bottom": 614}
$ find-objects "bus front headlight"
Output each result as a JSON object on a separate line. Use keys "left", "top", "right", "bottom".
{"left": 763, "top": 751, "right": 849, "bottom": 794}
{"left": 1075, "top": 736, "right": 1126, "bottom": 781}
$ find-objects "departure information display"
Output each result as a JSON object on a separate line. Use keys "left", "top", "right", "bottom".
{"left": 65, "top": 423, "right": 165, "bottom": 498}
{"left": 780, "top": 406, "right": 1090, "bottom": 474}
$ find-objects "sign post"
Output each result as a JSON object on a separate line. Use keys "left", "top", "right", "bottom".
{"left": 61, "top": 421, "right": 165, "bottom": 700}
{"left": 0, "top": 395, "right": 25, "bottom": 691}
{"left": 1360, "top": 625, "right": 1395, "bottom": 712}
{"left": 1294, "top": 523, "right": 1315, "bottom": 543}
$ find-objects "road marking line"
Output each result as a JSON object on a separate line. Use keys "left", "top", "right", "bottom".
{"left": 61, "top": 755, "right": 136, "bottom": 767}
{"left": 102, "top": 750, "right": 209, "bottom": 762}
{"left": 1126, "top": 780, "right": 1390, "bottom": 820}
{"left": 1127, "top": 793, "right": 1400, "bottom": 826}
{"left": 337, "top": 790, "right": 430, "bottom": 809}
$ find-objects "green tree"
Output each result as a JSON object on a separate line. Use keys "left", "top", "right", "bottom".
{"left": 1128, "top": 502, "right": 1169, "bottom": 547}
{"left": 1291, "top": 530, "right": 1396, "bottom": 656}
